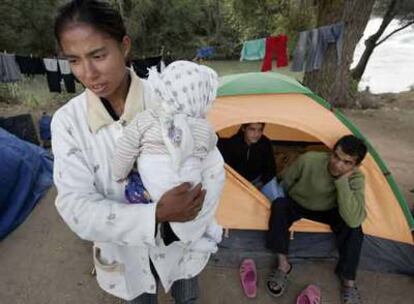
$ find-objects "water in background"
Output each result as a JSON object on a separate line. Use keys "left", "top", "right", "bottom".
{"left": 352, "top": 18, "right": 414, "bottom": 93}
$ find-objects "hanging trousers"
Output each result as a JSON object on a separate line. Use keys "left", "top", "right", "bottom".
{"left": 62, "top": 74, "right": 76, "bottom": 93}
{"left": 261, "top": 35, "right": 288, "bottom": 72}
{"left": 45, "top": 71, "right": 61, "bottom": 93}
{"left": 267, "top": 196, "right": 364, "bottom": 280}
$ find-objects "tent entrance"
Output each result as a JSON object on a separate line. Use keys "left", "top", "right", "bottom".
{"left": 217, "top": 122, "right": 321, "bottom": 143}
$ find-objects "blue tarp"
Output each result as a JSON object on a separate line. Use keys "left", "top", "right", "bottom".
{"left": 196, "top": 46, "right": 215, "bottom": 59}
{"left": 0, "top": 128, "right": 53, "bottom": 240}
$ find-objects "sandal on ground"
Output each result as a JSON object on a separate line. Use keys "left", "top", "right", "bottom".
{"left": 296, "top": 284, "right": 321, "bottom": 304}
{"left": 266, "top": 264, "right": 292, "bottom": 297}
{"left": 239, "top": 258, "right": 257, "bottom": 298}
{"left": 341, "top": 285, "right": 362, "bottom": 304}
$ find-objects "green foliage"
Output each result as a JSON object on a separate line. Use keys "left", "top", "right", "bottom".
{"left": 0, "top": 0, "right": 318, "bottom": 59}
{"left": 374, "top": 0, "right": 414, "bottom": 16}
{"left": 0, "top": 0, "right": 320, "bottom": 59}
{"left": 373, "top": 0, "right": 414, "bottom": 23}
{"left": 0, "top": 0, "right": 61, "bottom": 56}
{"left": 224, "top": 0, "right": 289, "bottom": 40}
{"left": 0, "top": 84, "right": 20, "bottom": 104}
{"left": 121, "top": 0, "right": 224, "bottom": 58}
{"left": 350, "top": 77, "right": 360, "bottom": 95}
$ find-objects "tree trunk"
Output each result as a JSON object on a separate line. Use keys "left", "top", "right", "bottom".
{"left": 303, "top": 0, "right": 375, "bottom": 107}
{"left": 351, "top": 0, "right": 399, "bottom": 82}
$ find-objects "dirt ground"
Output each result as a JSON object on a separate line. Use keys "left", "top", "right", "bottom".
{"left": 343, "top": 91, "right": 414, "bottom": 209}
{"left": 0, "top": 92, "right": 413, "bottom": 303}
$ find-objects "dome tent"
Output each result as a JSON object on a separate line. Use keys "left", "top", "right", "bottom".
{"left": 207, "top": 72, "right": 414, "bottom": 275}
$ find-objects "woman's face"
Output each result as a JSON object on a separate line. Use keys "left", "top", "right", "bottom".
{"left": 59, "top": 23, "right": 130, "bottom": 100}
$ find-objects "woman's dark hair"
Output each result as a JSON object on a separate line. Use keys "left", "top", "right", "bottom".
{"left": 54, "top": 0, "right": 126, "bottom": 45}
{"left": 333, "top": 135, "right": 368, "bottom": 165}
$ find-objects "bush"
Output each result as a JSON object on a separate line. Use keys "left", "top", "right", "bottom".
{"left": 0, "top": 83, "right": 22, "bottom": 104}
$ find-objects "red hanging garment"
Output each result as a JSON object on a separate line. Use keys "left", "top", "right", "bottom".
{"left": 261, "top": 35, "right": 288, "bottom": 72}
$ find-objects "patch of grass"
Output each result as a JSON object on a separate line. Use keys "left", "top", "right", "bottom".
{"left": 0, "top": 75, "right": 80, "bottom": 109}
{"left": 201, "top": 60, "right": 303, "bottom": 81}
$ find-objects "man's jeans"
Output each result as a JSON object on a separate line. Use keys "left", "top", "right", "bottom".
{"left": 260, "top": 177, "right": 285, "bottom": 202}
{"left": 127, "top": 277, "right": 199, "bottom": 304}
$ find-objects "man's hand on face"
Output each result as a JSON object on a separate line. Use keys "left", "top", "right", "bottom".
{"left": 156, "top": 183, "right": 206, "bottom": 223}
{"left": 339, "top": 168, "right": 355, "bottom": 180}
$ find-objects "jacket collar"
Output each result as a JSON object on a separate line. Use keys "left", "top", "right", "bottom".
{"left": 86, "top": 69, "right": 144, "bottom": 133}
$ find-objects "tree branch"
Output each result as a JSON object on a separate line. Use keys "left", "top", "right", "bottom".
{"left": 367, "top": 0, "right": 399, "bottom": 42}
{"left": 376, "top": 20, "right": 414, "bottom": 46}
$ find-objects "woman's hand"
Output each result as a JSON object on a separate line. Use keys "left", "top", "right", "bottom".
{"left": 156, "top": 183, "right": 206, "bottom": 222}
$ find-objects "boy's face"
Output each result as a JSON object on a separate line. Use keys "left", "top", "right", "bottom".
{"left": 243, "top": 123, "right": 264, "bottom": 145}
{"left": 328, "top": 145, "right": 359, "bottom": 177}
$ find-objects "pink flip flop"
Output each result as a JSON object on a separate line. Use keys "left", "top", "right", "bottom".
{"left": 239, "top": 258, "right": 257, "bottom": 298}
{"left": 296, "top": 284, "right": 321, "bottom": 304}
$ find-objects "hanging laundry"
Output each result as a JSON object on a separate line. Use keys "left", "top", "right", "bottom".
{"left": 0, "top": 54, "right": 22, "bottom": 83}
{"left": 43, "top": 58, "right": 61, "bottom": 93}
{"left": 15, "top": 56, "right": 46, "bottom": 76}
{"left": 291, "top": 29, "right": 319, "bottom": 72}
{"left": 58, "top": 59, "right": 76, "bottom": 93}
{"left": 314, "top": 22, "right": 345, "bottom": 70}
{"left": 240, "top": 38, "right": 266, "bottom": 61}
{"left": 291, "top": 22, "right": 344, "bottom": 72}
{"left": 261, "top": 35, "right": 288, "bottom": 72}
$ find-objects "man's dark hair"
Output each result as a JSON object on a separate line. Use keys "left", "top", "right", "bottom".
{"left": 54, "top": 0, "right": 126, "bottom": 46}
{"left": 333, "top": 135, "right": 367, "bottom": 164}
{"left": 238, "top": 122, "right": 265, "bottom": 136}
{"left": 241, "top": 122, "right": 265, "bottom": 129}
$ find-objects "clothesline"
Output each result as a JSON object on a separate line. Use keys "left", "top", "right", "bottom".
{"left": 239, "top": 21, "right": 345, "bottom": 73}
{"left": 240, "top": 35, "right": 289, "bottom": 71}
{"left": 0, "top": 52, "right": 168, "bottom": 93}
{"left": 0, "top": 53, "right": 74, "bottom": 93}
{"left": 291, "top": 22, "right": 344, "bottom": 72}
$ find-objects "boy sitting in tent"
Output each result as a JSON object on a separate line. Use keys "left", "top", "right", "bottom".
{"left": 266, "top": 135, "right": 367, "bottom": 304}
{"left": 218, "top": 122, "right": 284, "bottom": 201}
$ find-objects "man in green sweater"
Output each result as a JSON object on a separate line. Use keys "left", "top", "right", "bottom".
{"left": 266, "top": 135, "right": 367, "bottom": 304}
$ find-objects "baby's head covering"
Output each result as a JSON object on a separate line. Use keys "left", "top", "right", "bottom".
{"left": 147, "top": 61, "right": 219, "bottom": 171}
{"left": 148, "top": 60, "right": 218, "bottom": 118}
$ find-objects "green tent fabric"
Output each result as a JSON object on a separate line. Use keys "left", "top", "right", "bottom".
{"left": 217, "top": 71, "right": 414, "bottom": 230}
{"left": 210, "top": 71, "right": 414, "bottom": 275}
{"left": 217, "top": 72, "right": 414, "bottom": 230}
{"left": 218, "top": 72, "right": 312, "bottom": 96}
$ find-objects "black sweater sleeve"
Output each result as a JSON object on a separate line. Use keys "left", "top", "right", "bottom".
{"left": 260, "top": 137, "right": 276, "bottom": 185}
{"left": 217, "top": 137, "right": 233, "bottom": 165}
